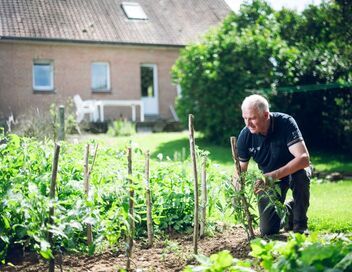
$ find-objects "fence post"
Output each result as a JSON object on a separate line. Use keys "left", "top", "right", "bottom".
{"left": 58, "top": 105, "right": 65, "bottom": 141}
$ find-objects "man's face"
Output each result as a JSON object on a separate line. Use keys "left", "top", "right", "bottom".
{"left": 242, "top": 106, "right": 269, "bottom": 135}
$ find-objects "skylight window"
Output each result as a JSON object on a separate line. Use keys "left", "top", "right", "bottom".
{"left": 121, "top": 2, "right": 148, "bottom": 20}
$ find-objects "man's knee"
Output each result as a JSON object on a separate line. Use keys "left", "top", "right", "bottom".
{"left": 291, "top": 169, "right": 310, "bottom": 188}
{"left": 260, "top": 223, "right": 280, "bottom": 236}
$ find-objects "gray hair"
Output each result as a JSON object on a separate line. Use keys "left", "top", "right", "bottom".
{"left": 241, "top": 94, "right": 270, "bottom": 115}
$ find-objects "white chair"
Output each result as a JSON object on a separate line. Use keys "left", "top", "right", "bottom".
{"left": 73, "top": 95, "right": 100, "bottom": 123}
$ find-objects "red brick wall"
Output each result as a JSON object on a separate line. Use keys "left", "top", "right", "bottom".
{"left": 0, "top": 41, "right": 181, "bottom": 121}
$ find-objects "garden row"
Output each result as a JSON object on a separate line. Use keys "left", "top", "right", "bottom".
{"left": 0, "top": 133, "right": 244, "bottom": 266}
{"left": 186, "top": 232, "right": 352, "bottom": 271}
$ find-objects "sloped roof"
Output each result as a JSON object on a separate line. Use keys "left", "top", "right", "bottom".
{"left": 0, "top": 0, "right": 231, "bottom": 46}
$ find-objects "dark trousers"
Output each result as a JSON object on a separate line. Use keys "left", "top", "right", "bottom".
{"left": 258, "top": 167, "right": 311, "bottom": 235}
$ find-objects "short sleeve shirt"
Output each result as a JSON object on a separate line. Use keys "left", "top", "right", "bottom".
{"left": 237, "top": 112, "right": 303, "bottom": 174}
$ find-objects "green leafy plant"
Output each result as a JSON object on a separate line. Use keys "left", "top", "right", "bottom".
{"left": 250, "top": 232, "right": 352, "bottom": 271}
{"left": 184, "top": 250, "right": 254, "bottom": 272}
{"left": 224, "top": 170, "right": 261, "bottom": 238}
{"left": 107, "top": 120, "right": 136, "bottom": 137}
{"left": 8, "top": 99, "right": 79, "bottom": 141}
{"left": 0, "top": 134, "right": 238, "bottom": 264}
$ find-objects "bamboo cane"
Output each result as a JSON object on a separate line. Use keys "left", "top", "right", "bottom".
{"left": 84, "top": 144, "right": 90, "bottom": 194}
{"left": 83, "top": 144, "right": 97, "bottom": 246}
{"left": 200, "top": 156, "right": 207, "bottom": 238}
{"left": 145, "top": 150, "right": 154, "bottom": 247}
{"left": 49, "top": 143, "right": 60, "bottom": 272}
{"left": 230, "top": 137, "right": 255, "bottom": 239}
{"left": 189, "top": 114, "right": 199, "bottom": 254}
{"left": 126, "top": 147, "right": 134, "bottom": 270}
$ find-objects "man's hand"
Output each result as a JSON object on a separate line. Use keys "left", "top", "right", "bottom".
{"left": 264, "top": 169, "right": 280, "bottom": 180}
{"left": 254, "top": 178, "right": 267, "bottom": 194}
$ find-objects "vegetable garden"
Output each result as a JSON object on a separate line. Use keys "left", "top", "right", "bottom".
{"left": 0, "top": 129, "right": 249, "bottom": 271}
{"left": 1, "top": 0, "right": 352, "bottom": 268}
{"left": 1, "top": 125, "right": 352, "bottom": 271}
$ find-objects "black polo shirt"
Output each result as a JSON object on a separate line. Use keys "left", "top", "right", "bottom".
{"left": 237, "top": 112, "right": 303, "bottom": 174}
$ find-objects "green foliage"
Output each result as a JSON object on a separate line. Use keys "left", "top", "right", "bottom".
{"left": 250, "top": 232, "right": 352, "bottom": 271}
{"left": 172, "top": 0, "right": 297, "bottom": 144}
{"left": 172, "top": 0, "right": 352, "bottom": 147}
{"left": 62, "top": 97, "right": 80, "bottom": 135}
{"left": 185, "top": 233, "right": 352, "bottom": 271}
{"left": 9, "top": 99, "right": 79, "bottom": 141}
{"left": 184, "top": 250, "right": 254, "bottom": 272}
{"left": 224, "top": 170, "right": 261, "bottom": 237}
{"left": 259, "top": 178, "right": 289, "bottom": 228}
{"left": 107, "top": 120, "right": 136, "bottom": 137}
{"left": 0, "top": 134, "right": 239, "bottom": 263}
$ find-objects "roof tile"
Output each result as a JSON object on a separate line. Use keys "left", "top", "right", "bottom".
{"left": 0, "top": 0, "right": 231, "bottom": 46}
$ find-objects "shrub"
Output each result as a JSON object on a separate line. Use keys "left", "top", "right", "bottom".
{"left": 8, "top": 99, "right": 79, "bottom": 141}
{"left": 107, "top": 120, "right": 136, "bottom": 137}
{"left": 172, "top": 1, "right": 293, "bottom": 144}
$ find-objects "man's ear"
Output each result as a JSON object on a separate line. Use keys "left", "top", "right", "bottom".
{"left": 263, "top": 111, "right": 269, "bottom": 119}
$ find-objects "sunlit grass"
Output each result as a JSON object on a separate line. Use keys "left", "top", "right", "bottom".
{"left": 308, "top": 180, "right": 352, "bottom": 232}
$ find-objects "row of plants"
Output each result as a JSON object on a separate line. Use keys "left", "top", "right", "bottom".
{"left": 0, "top": 133, "right": 259, "bottom": 264}
{"left": 185, "top": 232, "right": 352, "bottom": 271}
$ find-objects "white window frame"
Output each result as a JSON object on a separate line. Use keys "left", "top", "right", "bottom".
{"left": 121, "top": 2, "right": 148, "bottom": 20}
{"left": 32, "top": 60, "right": 54, "bottom": 91}
{"left": 91, "top": 62, "right": 111, "bottom": 92}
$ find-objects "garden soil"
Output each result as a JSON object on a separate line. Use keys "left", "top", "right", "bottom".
{"left": 0, "top": 225, "right": 268, "bottom": 272}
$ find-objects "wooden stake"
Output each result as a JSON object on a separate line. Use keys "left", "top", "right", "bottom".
{"left": 83, "top": 144, "right": 98, "bottom": 246}
{"left": 58, "top": 105, "right": 65, "bottom": 141}
{"left": 145, "top": 150, "right": 153, "bottom": 247}
{"left": 126, "top": 147, "right": 134, "bottom": 271}
{"left": 84, "top": 144, "right": 90, "bottom": 194}
{"left": 230, "top": 137, "right": 255, "bottom": 239}
{"left": 188, "top": 114, "right": 199, "bottom": 254}
{"left": 49, "top": 143, "right": 60, "bottom": 272}
{"left": 200, "top": 156, "right": 207, "bottom": 238}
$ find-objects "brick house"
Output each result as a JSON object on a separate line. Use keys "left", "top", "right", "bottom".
{"left": 0, "top": 0, "right": 230, "bottom": 122}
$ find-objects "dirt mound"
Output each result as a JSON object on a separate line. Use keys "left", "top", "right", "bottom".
{"left": 1, "top": 225, "right": 258, "bottom": 272}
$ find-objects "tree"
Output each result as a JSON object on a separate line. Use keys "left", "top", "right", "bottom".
{"left": 172, "top": 0, "right": 351, "bottom": 150}
{"left": 172, "top": 0, "right": 294, "bottom": 143}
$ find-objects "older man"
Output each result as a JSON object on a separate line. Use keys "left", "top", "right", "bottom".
{"left": 237, "top": 94, "right": 311, "bottom": 235}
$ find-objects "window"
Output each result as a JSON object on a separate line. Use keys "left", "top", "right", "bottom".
{"left": 33, "top": 60, "right": 54, "bottom": 91}
{"left": 91, "top": 62, "right": 110, "bottom": 92}
{"left": 121, "top": 2, "right": 148, "bottom": 20}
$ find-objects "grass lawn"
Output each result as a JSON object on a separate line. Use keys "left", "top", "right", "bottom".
{"left": 69, "top": 131, "right": 352, "bottom": 232}
{"left": 309, "top": 180, "right": 352, "bottom": 232}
